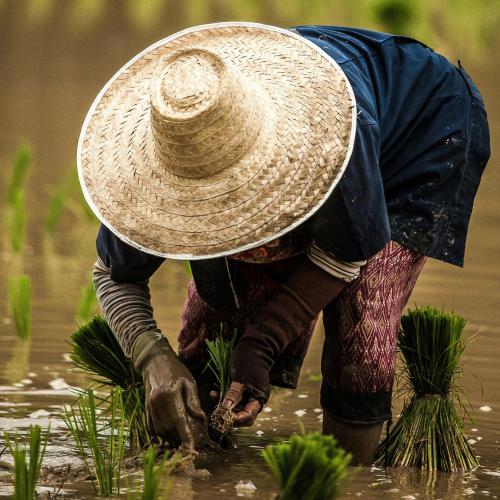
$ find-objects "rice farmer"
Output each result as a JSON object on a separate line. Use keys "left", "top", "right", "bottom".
{"left": 78, "top": 23, "right": 490, "bottom": 465}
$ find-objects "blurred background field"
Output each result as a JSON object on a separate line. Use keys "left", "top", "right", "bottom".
{"left": 0, "top": 1, "right": 499, "bottom": 498}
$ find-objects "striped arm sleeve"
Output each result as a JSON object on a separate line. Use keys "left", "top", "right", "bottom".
{"left": 92, "top": 258, "right": 163, "bottom": 358}
{"left": 307, "top": 241, "right": 367, "bottom": 282}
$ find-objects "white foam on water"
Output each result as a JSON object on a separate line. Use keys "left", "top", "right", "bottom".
{"left": 235, "top": 480, "right": 257, "bottom": 496}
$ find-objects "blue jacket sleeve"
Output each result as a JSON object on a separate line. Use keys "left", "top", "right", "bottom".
{"left": 96, "top": 224, "right": 165, "bottom": 283}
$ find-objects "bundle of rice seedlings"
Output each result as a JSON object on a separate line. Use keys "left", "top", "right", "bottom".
{"left": 263, "top": 431, "right": 351, "bottom": 500}
{"left": 69, "top": 316, "right": 149, "bottom": 448}
{"left": 70, "top": 316, "right": 136, "bottom": 388}
{"left": 375, "top": 306, "right": 478, "bottom": 471}
{"left": 4, "top": 424, "right": 48, "bottom": 500}
{"left": 8, "top": 274, "right": 31, "bottom": 340}
{"left": 63, "top": 387, "right": 127, "bottom": 496}
{"left": 204, "top": 329, "right": 237, "bottom": 441}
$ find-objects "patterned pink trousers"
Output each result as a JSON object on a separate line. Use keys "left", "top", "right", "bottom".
{"left": 177, "top": 241, "right": 426, "bottom": 424}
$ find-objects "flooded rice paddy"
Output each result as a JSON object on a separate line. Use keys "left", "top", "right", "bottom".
{"left": 1, "top": 1, "right": 499, "bottom": 498}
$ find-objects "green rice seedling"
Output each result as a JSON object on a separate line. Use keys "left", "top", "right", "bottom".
{"left": 7, "top": 189, "right": 27, "bottom": 254}
{"left": 204, "top": 328, "right": 237, "bottom": 440}
{"left": 8, "top": 274, "right": 31, "bottom": 340}
{"left": 375, "top": 306, "right": 478, "bottom": 471}
{"left": 76, "top": 279, "right": 98, "bottom": 325}
{"left": 4, "top": 424, "right": 48, "bottom": 500}
{"left": 123, "top": 385, "right": 150, "bottom": 450}
{"left": 43, "top": 182, "right": 67, "bottom": 234}
{"left": 204, "top": 328, "right": 237, "bottom": 400}
{"left": 7, "top": 144, "right": 31, "bottom": 205}
{"left": 263, "top": 431, "right": 351, "bottom": 500}
{"left": 63, "top": 387, "right": 127, "bottom": 496}
{"left": 128, "top": 446, "right": 178, "bottom": 500}
{"left": 70, "top": 316, "right": 150, "bottom": 447}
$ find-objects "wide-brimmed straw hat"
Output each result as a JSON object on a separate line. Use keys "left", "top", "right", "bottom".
{"left": 78, "top": 22, "right": 356, "bottom": 259}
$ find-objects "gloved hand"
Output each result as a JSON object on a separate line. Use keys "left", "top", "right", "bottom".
{"left": 222, "top": 257, "right": 346, "bottom": 425}
{"left": 132, "top": 332, "right": 208, "bottom": 451}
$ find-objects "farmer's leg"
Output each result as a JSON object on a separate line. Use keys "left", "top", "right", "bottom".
{"left": 321, "top": 241, "right": 427, "bottom": 465}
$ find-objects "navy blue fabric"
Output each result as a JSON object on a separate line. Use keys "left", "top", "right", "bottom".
{"left": 96, "top": 26, "right": 490, "bottom": 310}
{"left": 297, "top": 25, "right": 490, "bottom": 265}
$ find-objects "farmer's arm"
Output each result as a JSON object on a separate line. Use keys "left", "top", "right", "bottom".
{"left": 223, "top": 247, "right": 366, "bottom": 425}
{"left": 93, "top": 225, "right": 207, "bottom": 451}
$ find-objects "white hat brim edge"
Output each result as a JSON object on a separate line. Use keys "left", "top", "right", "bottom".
{"left": 77, "top": 21, "right": 357, "bottom": 261}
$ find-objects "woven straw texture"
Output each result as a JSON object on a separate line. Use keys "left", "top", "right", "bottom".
{"left": 78, "top": 23, "right": 355, "bottom": 259}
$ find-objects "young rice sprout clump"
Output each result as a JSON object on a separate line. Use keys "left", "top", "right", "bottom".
{"left": 376, "top": 306, "right": 478, "bottom": 471}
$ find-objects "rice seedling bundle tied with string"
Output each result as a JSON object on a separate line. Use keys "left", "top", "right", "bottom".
{"left": 70, "top": 316, "right": 149, "bottom": 448}
{"left": 375, "top": 306, "right": 478, "bottom": 471}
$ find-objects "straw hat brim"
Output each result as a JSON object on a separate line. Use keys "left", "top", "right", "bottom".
{"left": 78, "top": 22, "right": 357, "bottom": 260}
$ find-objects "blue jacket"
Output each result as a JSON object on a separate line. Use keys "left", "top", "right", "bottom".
{"left": 96, "top": 26, "right": 491, "bottom": 311}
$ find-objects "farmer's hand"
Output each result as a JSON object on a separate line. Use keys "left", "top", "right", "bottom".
{"left": 132, "top": 332, "right": 208, "bottom": 451}
{"left": 226, "top": 257, "right": 346, "bottom": 419}
{"left": 220, "top": 381, "right": 262, "bottom": 427}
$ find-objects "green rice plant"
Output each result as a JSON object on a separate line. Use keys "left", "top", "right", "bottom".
{"left": 4, "top": 424, "right": 48, "bottom": 500}
{"left": 128, "top": 446, "right": 178, "bottom": 500}
{"left": 8, "top": 274, "right": 31, "bottom": 340}
{"left": 76, "top": 279, "right": 98, "bottom": 325}
{"left": 7, "top": 189, "right": 27, "bottom": 254}
{"left": 7, "top": 144, "right": 31, "bottom": 205}
{"left": 204, "top": 328, "right": 237, "bottom": 400}
{"left": 43, "top": 182, "right": 67, "bottom": 234}
{"left": 63, "top": 387, "right": 127, "bottom": 496}
{"left": 263, "top": 431, "right": 351, "bottom": 500}
{"left": 204, "top": 328, "right": 237, "bottom": 442}
{"left": 123, "top": 385, "right": 150, "bottom": 450}
{"left": 375, "top": 306, "right": 478, "bottom": 471}
{"left": 70, "top": 316, "right": 150, "bottom": 448}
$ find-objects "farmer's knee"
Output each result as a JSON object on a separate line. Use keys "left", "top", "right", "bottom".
{"left": 320, "top": 379, "right": 392, "bottom": 425}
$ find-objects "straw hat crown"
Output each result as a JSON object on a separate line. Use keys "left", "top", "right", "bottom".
{"left": 150, "top": 48, "right": 263, "bottom": 179}
{"left": 78, "top": 23, "right": 356, "bottom": 259}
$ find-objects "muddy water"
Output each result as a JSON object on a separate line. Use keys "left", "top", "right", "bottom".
{"left": 1, "top": 1, "right": 499, "bottom": 498}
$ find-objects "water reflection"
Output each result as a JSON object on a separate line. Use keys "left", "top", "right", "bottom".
{"left": 4, "top": 340, "right": 31, "bottom": 386}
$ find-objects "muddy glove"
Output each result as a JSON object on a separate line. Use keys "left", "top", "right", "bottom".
{"left": 132, "top": 332, "right": 208, "bottom": 451}
{"left": 222, "top": 257, "right": 346, "bottom": 426}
